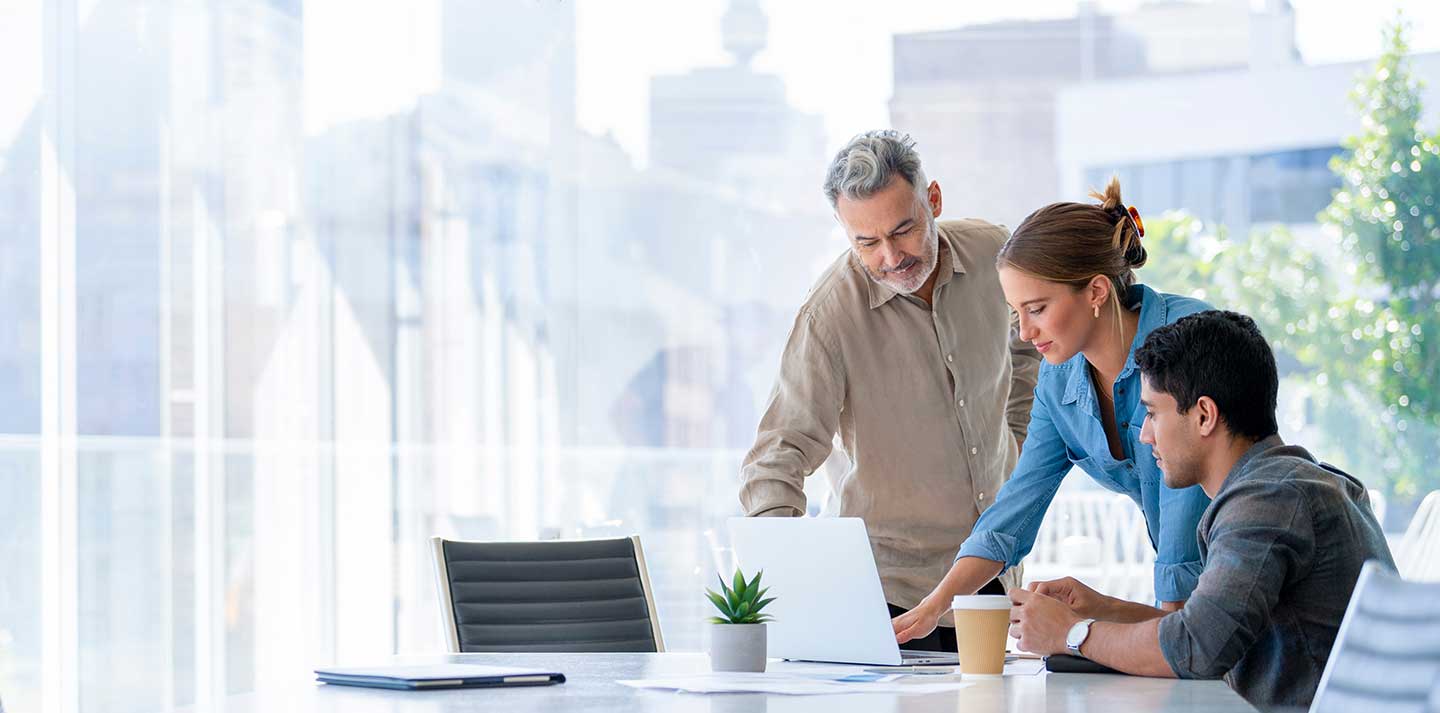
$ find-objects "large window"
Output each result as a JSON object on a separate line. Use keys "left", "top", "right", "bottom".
{"left": 4, "top": 2, "right": 1440, "bottom": 712}
{"left": 1084, "top": 146, "right": 1345, "bottom": 237}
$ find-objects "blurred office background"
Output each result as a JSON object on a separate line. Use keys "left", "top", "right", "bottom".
{"left": 3, "top": 1, "right": 1440, "bottom": 711}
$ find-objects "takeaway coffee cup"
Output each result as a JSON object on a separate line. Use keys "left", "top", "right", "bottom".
{"left": 951, "top": 594, "right": 1011, "bottom": 677}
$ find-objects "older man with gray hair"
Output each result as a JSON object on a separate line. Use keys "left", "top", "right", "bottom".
{"left": 739, "top": 130, "right": 1040, "bottom": 653}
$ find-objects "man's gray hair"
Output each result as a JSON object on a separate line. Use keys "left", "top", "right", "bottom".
{"left": 822, "top": 130, "right": 928, "bottom": 209}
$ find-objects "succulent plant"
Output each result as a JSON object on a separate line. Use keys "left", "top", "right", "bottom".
{"left": 705, "top": 567, "right": 776, "bottom": 625}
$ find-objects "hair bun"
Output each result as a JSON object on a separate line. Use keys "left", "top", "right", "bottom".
{"left": 1124, "top": 242, "right": 1148, "bottom": 269}
{"left": 1086, "top": 175, "right": 1124, "bottom": 212}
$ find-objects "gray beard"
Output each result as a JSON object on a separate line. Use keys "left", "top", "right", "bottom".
{"left": 861, "top": 223, "right": 939, "bottom": 295}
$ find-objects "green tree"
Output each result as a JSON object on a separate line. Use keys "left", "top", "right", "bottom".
{"left": 1143, "top": 16, "right": 1440, "bottom": 500}
{"left": 1140, "top": 213, "right": 1336, "bottom": 375}
{"left": 1143, "top": 212, "right": 1440, "bottom": 501}
{"left": 1323, "top": 17, "right": 1440, "bottom": 428}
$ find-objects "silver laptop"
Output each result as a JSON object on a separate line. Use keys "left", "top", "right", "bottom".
{"left": 728, "top": 517, "right": 958, "bottom": 666}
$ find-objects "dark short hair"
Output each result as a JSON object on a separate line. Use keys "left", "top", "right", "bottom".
{"left": 1134, "top": 310, "right": 1279, "bottom": 441}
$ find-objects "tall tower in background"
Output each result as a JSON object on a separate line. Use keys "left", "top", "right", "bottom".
{"left": 648, "top": 0, "right": 825, "bottom": 205}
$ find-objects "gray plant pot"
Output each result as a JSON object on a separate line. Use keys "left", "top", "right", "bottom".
{"left": 708, "top": 622, "right": 768, "bottom": 672}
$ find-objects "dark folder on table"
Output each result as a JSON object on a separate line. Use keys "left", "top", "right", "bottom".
{"left": 315, "top": 664, "right": 565, "bottom": 690}
{"left": 1044, "top": 654, "right": 1122, "bottom": 675}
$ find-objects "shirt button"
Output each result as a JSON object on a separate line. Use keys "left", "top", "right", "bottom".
{"left": 1120, "top": 421, "right": 1129, "bottom": 429}
{"left": 947, "top": 354, "right": 954, "bottom": 363}
{"left": 978, "top": 492, "right": 986, "bottom": 501}
{"left": 970, "top": 447, "right": 978, "bottom": 455}
{"left": 958, "top": 399, "right": 965, "bottom": 408}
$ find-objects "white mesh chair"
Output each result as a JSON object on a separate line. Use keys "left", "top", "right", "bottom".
{"left": 1397, "top": 491, "right": 1440, "bottom": 581}
{"left": 1107, "top": 494, "right": 1156, "bottom": 602}
{"left": 1026, "top": 492, "right": 1153, "bottom": 602}
{"left": 1310, "top": 560, "right": 1440, "bottom": 713}
{"left": 1026, "top": 492, "right": 1115, "bottom": 589}
{"left": 1368, "top": 488, "right": 1388, "bottom": 531}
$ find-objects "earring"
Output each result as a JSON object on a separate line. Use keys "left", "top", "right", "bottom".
{"left": 1093, "top": 305, "right": 1101, "bottom": 319}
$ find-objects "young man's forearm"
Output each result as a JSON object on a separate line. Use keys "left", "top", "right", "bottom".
{"left": 1096, "top": 597, "right": 1171, "bottom": 623}
{"left": 1078, "top": 619, "right": 1177, "bottom": 678}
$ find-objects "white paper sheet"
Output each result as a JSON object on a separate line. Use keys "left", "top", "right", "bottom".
{"left": 860, "top": 658, "right": 1044, "bottom": 677}
{"left": 616, "top": 672, "right": 973, "bottom": 696}
{"left": 1003, "top": 658, "right": 1046, "bottom": 676}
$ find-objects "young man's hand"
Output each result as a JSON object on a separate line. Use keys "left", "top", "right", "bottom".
{"left": 1008, "top": 588, "right": 1082, "bottom": 655}
{"left": 1027, "top": 576, "right": 1114, "bottom": 619}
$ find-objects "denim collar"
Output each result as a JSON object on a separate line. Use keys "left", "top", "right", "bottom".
{"left": 1061, "top": 284, "right": 1168, "bottom": 406}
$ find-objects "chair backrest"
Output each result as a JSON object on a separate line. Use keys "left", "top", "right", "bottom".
{"left": 1106, "top": 494, "right": 1156, "bottom": 602}
{"left": 1030, "top": 492, "right": 1119, "bottom": 567}
{"left": 1310, "top": 560, "right": 1440, "bottom": 713}
{"left": 430, "top": 535, "right": 665, "bottom": 653}
{"left": 1368, "top": 488, "right": 1388, "bottom": 530}
{"left": 1398, "top": 491, "right": 1440, "bottom": 581}
{"left": 1028, "top": 491, "right": 1154, "bottom": 602}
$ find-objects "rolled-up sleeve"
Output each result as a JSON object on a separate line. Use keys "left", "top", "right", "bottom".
{"left": 739, "top": 310, "right": 845, "bottom": 517}
{"left": 1158, "top": 481, "right": 1314, "bottom": 678}
{"left": 956, "top": 385, "right": 1072, "bottom": 569}
{"left": 1153, "top": 483, "right": 1211, "bottom": 602}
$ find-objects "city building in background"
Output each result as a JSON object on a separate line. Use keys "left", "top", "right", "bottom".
{"left": 1057, "top": 50, "right": 1440, "bottom": 236}
{"left": 890, "top": 0, "right": 1299, "bottom": 230}
{"left": 0, "top": 0, "right": 831, "bottom": 711}
{"left": 2, "top": 1, "right": 1437, "bottom": 712}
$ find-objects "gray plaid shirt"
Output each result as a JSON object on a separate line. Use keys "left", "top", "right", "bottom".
{"left": 1158, "top": 435, "right": 1395, "bottom": 709}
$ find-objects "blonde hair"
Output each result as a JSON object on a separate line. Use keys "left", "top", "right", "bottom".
{"left": 996, "top": 176, "right": 1147, "bottom": 339}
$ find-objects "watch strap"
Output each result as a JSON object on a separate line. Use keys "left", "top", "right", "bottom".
{"left": 1065, "top": 618, "right": 1096, "bottom": 657}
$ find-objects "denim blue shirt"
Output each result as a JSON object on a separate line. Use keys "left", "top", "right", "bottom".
{"left": 955, "top": 284, "right": 1213, "bottom": 602}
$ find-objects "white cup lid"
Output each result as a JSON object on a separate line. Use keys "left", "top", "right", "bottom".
{"left": 952, "top": 595, "right": 1011, "bottom": 610}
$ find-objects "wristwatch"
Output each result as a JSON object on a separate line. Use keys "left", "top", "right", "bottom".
{"left": 1065, "top": 618, "right": 1096, "bottom": 657}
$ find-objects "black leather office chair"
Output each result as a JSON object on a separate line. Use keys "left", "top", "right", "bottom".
{"left": 430, "top": 535, "right": 665, "bottom": 653}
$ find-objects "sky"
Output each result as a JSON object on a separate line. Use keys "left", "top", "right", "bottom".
{"left": 574, "top": 0, "right": 1440, "bottom": 167}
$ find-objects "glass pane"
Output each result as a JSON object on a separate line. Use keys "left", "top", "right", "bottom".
{"left": 0, "top": 0, "right": 43, "bottom": 710}
{"left": 10, "top": 2, "right": 1440, "bottom": 709}
{"left": 76, "top": 446, "right": 171, "bottom": 713}
{"left": 0, "top": 444, "right": 42, "bottom": 713}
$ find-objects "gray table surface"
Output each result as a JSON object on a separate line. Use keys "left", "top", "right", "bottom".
{"left": 207, "top": 652, "right": 1258, "bottom": 712}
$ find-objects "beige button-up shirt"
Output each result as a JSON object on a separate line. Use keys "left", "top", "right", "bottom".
{"left": 740, "top": 219, "right": 1041, "bottom": 611}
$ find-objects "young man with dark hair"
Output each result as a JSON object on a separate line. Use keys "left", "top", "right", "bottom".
{"left": 1006, "top": 310, "right": 1394, "bottom": 710}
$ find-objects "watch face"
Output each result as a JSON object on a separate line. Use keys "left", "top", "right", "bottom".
{"left": 1066, "top": 621, "right": 1089, "bottom": 648}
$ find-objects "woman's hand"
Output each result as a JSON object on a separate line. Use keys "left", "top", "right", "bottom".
{"left": 892, "top": 597, "right": 947, "bottom": 644}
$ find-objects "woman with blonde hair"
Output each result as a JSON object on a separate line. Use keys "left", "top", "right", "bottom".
{"left": 893, "top": 177, "right": 1213, "bottom": 644}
